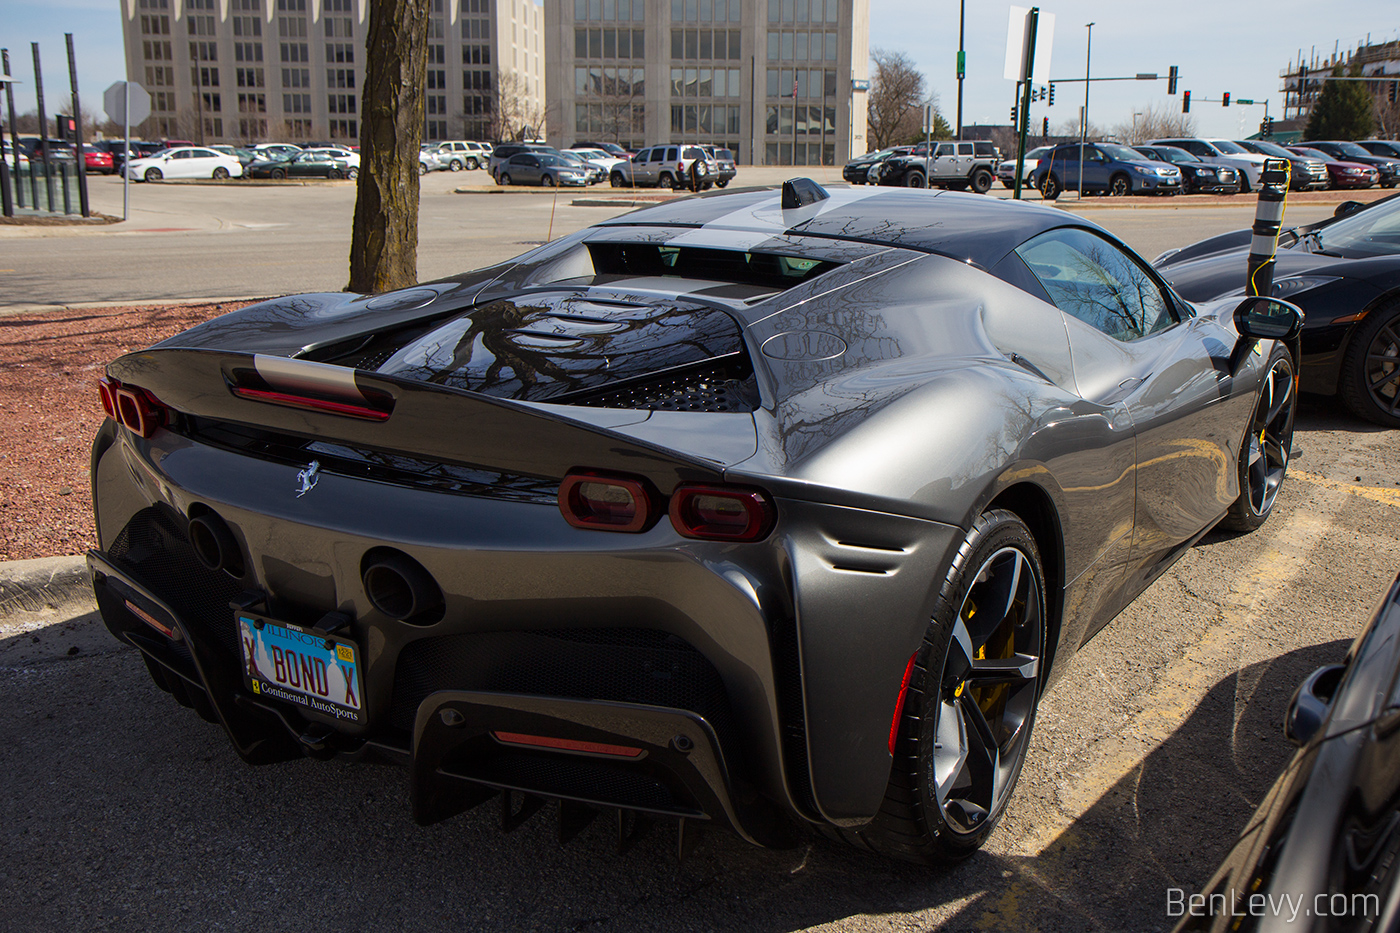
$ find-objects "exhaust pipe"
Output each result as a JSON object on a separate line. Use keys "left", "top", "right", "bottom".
{"left": 188, "top": 511, "right": 245, "bottom": 578}
{"left": 362, "top": 550, "right": 443, "bottom": 623}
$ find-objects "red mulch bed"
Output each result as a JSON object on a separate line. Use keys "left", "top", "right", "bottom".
{"left": 0, "top": 301, "right": 256, "bottom": 561}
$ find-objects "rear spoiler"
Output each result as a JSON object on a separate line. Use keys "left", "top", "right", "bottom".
{"left": 107, "top": 348, "right": 726, "bottom": 490}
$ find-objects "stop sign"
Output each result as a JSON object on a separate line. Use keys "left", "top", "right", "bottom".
{"left": 103, "top": 81, "right": 151, "bottom": 126}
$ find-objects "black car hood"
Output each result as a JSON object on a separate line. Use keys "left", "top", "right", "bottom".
{"left": 1158, "top": 245, "right": 1344, "bottom": 302}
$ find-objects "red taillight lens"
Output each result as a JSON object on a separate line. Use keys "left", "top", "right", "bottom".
{"left": 101, "top": 376, "right": 167, "bottom": 437}
{"left": 98, "top": 377, "right": 118, "bottom": 419}
{"left": 668, "top": 484, "right": 775, "bottom": 541}
{"left": 558, "top": 471, "right": 656, "bottom": 533}
{"left": 491, "top": 731, "right": 644, "bottom": 758}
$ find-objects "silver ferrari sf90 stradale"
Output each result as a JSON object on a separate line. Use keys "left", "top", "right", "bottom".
{"left": 88, "top": 180, "right": 1301, "bottom": 863}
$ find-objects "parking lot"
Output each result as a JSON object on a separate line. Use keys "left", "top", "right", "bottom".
{"left": 1, "top": 171, "right": 1398, "bottom": 932}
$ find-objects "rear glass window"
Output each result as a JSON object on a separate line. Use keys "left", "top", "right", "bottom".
{"left": 587, "top": 243, "right": 839, "bottom": 290}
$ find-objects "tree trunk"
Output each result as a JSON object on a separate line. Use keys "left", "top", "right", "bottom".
{"left": 348, "top": 0, "right": 430, "bottom": 294}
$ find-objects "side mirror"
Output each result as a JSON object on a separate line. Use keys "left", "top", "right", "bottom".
{"left": 1234, "top": 295, "right": 1304, "bottom": 342}
{"left": 1284, "top": 664, "right": 1346, "bottom": 746}
{"left": 1334, "top": 200, "right": 1364, "bottom": 218}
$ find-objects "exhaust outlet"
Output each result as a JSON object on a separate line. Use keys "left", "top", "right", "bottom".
{"left": 362, "top": 550, "right": 443, "bottom": 623}
{"left": 188, "top": 511, "right": 245, "bottom": 578}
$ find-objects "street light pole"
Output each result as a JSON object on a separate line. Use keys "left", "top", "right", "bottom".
{"left": 956, "top": 0, "right": 965, "bottom": 139}
{"left": 1077, "top": 21, "right": 1092, "bottom": 201}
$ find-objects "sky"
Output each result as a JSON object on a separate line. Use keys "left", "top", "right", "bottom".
{"left": 3, "top": 0, "right": 1396, "bottom": 140}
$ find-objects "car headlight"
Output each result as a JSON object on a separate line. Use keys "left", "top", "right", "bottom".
{"left": 1270, "top": 275, "right": 1343, "bottom": 299}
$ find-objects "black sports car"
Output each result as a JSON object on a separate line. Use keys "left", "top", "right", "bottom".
{"left": 87, "top": 180, "right": 1302, "bottom": 864}
{"left": 1155, "top": 192, "right": 1400, "bottom": 427}
{"left": 1171, "top": 571, "right": 1400, "bottom": 933}
{"left": 842, "top": 146, "right": 911, "bottom": 184}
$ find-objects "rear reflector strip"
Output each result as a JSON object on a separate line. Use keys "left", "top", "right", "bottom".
{"left": 125, "top": 599, "right": 182, "bottom": 642}
{"left": 230, "top": 386, "right": 391, "bottom": 421}
{"left": 888, "top": 652, "right": 918, "bottom": 756}
{"left": 491, "top": 731, "right": 645, "bottom": 758}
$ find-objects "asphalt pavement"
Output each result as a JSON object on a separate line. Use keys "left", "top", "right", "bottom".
{"left": 1, "top": 168, "right": 1398, "bottom": 932}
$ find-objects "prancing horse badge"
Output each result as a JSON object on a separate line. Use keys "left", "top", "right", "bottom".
{"left": 296, "top": 460, "right": 321, "bottom": 498}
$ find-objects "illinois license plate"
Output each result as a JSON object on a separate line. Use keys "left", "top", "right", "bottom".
{"left": 236, "top": 612, "right": 364, "bottom": 726}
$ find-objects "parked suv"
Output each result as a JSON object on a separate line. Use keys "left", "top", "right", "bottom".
{"left": 432, "top": 140, "right": 490, "bottom": 171}
{"left": 1031, "top": 142, "right": 1182, "bottom": 199}
{"left": 1147, "top": 137, "right": 1266, "bottom": 191}
{"left": 871, "top": 139, "right": 1000, "bottom": 193}
{"left": 700, "top": 145, "right": 736, "bottom": 187}
{"left": 608, "top": 144, "right": 713, "bottom": 190}
{"left": 1233, "top": 139, "right": 1330, "bottom": 190}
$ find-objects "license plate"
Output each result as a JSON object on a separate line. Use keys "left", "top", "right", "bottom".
{"left": 237, "top": 612, "right": 364, "bottom": 726}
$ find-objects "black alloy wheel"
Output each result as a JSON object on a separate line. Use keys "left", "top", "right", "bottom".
{"left": 1340, "top": 300, "right": 1400, "bottom": 428}
{"left": 906, "top": 171, "right": 927, "bottom": 188}
{"left": 828, "top": 510, "right": 1047, "bottom": 863}
{"left": 1039, "top": 174, "right": 1060, "bottom": 200}
{"left": 1109, "top": 173, "right": 1131, "bottom": 197}
{"left": 1223, "top": 347, "right": 1295, "bottom": 531}
{"left": 970, "top": 168, "right": 994, "bottom": 194}
{"left": 212, "top": 166, "right": 230, "bottom": 180}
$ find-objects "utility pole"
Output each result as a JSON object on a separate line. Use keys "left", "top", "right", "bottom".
{"left": 1077, "top": 22, "right": 1093, "bottom": 201}
{"left": 956, "top": 0, "right": 965, "bottom": 139}
{"left": 1012, "top": 7, "right": 1038, "bottom": 200}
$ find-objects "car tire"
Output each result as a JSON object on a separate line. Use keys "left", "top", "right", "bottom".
{"left": 212, "top": 166, "right": 230, "bottom": 180}
{"left": 1109, "top": 173, "right": 1131, "bottom": 197}
{"left": 1222, "top": 345, "right": 1296, "bottom": 531}
{"left": 824, "top": 509, "right": 1047, "bottom": 864}
{"left": 449, "top": 159, "right": 462, "bottom": 172}
{"left": 465, "top": 157, "right": 479, "bottom": 171}
{"left": 542, "top": 174, "right": 555, "bottom": 187}
{"left": 328, "top": 168, "right": 343, "bottom": 180}
{"left": 499, "top": 173, "right": 511, "bottom": 186}
{"left": 271, "top": 168, "right": 287, "bottom": 180}
{"left": 1339, "top": 298, "right": 1400, "bottom": 428}
{"left": 419, "top": 162, "right": 429, "bottom": 175}
{"left": 347, "top": 167, "right": 358, "bottom": 179}
{"left": 1238, "top": 175, "right": 1251, "bottom": 194}
{"left": 144, "top": 167, "right": 163, "bottom": 182}
{"left": 970, "top": 168, "right": 994, "bottom": 194}
{"left": 905, "top": 171, "right": 927, "bottom": 188}
{"left": 658, "top": 173, "right": 675, "bottom": 189}
{"left": 716, "top": 179, "right": 729, "bottom": 188}
{"left": 1040, "top": 174, "right": 1060, "bottom": 200}
{"left": 610, "top": 172, "right": 625, "bottom": 187}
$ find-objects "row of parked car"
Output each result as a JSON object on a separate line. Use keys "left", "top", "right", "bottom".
{"left": 843, "top": 137, "right": 1400, "bottom": 199}
{"left": 481, "top": 141, "right": 738, "bottom": 191}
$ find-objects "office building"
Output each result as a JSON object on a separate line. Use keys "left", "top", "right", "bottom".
{"left": 543, "top": 0, "right": 868, "bottom": 164}
{"left": 121, "top": 0, "right": 544, "bottom": 144}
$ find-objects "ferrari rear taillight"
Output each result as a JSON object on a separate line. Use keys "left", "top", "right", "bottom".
{"left": 558, "top": 471, "right": 658, "bottom": 533}
{"left": 99, "top": 376, "right": 167, "bottom": 438}
{"left": 669, "top": 484, "right": 775, "bottom": 541}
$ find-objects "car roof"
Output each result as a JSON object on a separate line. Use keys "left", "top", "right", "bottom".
{"left": 596, "top": 184, "right": 1088, "bottom": 268}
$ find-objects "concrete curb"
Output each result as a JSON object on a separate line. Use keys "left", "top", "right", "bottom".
{"left": 0, "top": 556, "right": 92, "bottom": 618}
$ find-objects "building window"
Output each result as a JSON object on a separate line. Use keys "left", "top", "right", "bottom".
{"left": 328, "top": 93, "right": 357, "bottom": 114}
{"left": 323, "top": 0, "right": 352, "bottom": 10}
{"left": 428, "top": 44, "right": 445, "bottom": 64}
{"left": 234, "top": 43, "right": 263, "bottom": 62}
{"left": 232, "top": 0, "right": 261, "bottom": 9}
{"left": 282, "top": 67, "right": 310, "bottom": 87}
{"left": 237, "top": 92, "right": 266, "bottom": 113}
{"left": 280, "top": 43, "right": 309, "bottom": 62}
{"left": 236, "top": 67, "right": 265, "bottom": 87}
{"left": 276, "top": 0, "right": 306, "bottom": 10}
{"left": 192, "top": 65, "right": 220, "bottom": 86}
{"left": 283, "top": 92, "right": 311, "bottom": 113}
{"left": 279, "top": 16, "right": 307, "bottom": 37}
{"left": 142, "top": 40, "right": 173, "bottom": 60}
{"left": 239, "top": 117, "right": 268, "bottom": 137}
{"left": 328, "top": 67, "right": 356, "bottom": 88}
{"left": 427, "top": 69, "right": 446, "bottom": 90}
{"left": 327, "top": 43, "right": 354, "bottom": 63}
{"left": 233, "top": 16, "right": 262, "bottom": 37}
{"left": 324, "top": 17, "right": 354, "bottom": 37}
{"left": 139, "top": 13, "right": 170, "bottom": 33}
{"left": 462, "top": 44, "right": 491, "bottom": 64}
{"left": 329, "top": 118, "right": 356, "bottom": 138}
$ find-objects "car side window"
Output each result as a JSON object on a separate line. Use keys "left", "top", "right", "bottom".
{"left": 957, "top": 143, "right": 972, "bottom": 156}
{"left": 173, "top": 150, "right": 192, "bottom": 159}
{"left": 1015, "top": 228, "right": 1178, "bottom": 342}
{"left": 666, "top": 147, "right": 678, "bottom": 161}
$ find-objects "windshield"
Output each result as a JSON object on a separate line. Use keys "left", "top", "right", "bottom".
{"left": 1290, "top": 147, "right": 1331, "bottom": 161}
{"left": 1304, "top": 196, "right": 1400, "bottom": 258}
{"left": 1332, "top": 141, "right": 1373, "bottom": 160}
{"left": 1211, "top": 140, "right": 1249, "bottom": 155}
{"left": 1150, "top": 147, "right": 1193, "bottom": 163}
{"left": 536, "top": 154, "right": 568, "bottom": 167}
{"left": 1248, "top": 140, "right": 1293, "bottom": 158}
{"left": 1100, "top": 144, "right": 1143, "bottom": 162}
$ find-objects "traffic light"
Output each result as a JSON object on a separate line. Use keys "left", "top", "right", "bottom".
{"left": 1011, "top": 104, "right": 1018, "bottom": 126}
{"left": 55, "top": 114, "right": 75, "bottom": 140}
{"left": 1167, "top": 65, "right": 1178, "bottom": 95}
{"left": 1182, "top": 90, "right": 1191, "bottom": 113}
{"left": 1222, "top": 92, "right": 1230, "bottom": 107}
{"left": 1042, "top": 116, "right": 1049, "bottom": 138}
{"left": 1260, "top": 115, "right": 1273, "bottom": 137}
{"left": 1048, "top": 82, "right": 1055, "bottom": 105}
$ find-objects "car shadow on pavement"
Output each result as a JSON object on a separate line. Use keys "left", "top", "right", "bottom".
{"left": 0, "top": 610, "right": 1348, "bottom": 933}
{"left": 1295, "top": 392, "right": 1394, "bottom": 434}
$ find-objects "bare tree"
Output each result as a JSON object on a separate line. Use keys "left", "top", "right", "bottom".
{"left": 348, "top": 0, "right": 430, "bottom": 294}
{"left": 1372, "top": 86, "right": 1400, "bottom": 139}
{"left": 867, "top": 48, "right": 926, "bottom": 151}
{"left": 491, "top": 70, "right": 546, "bottom": 142}
{"left": 1111, "top": 103, "right": 1196, "bottom": 145}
